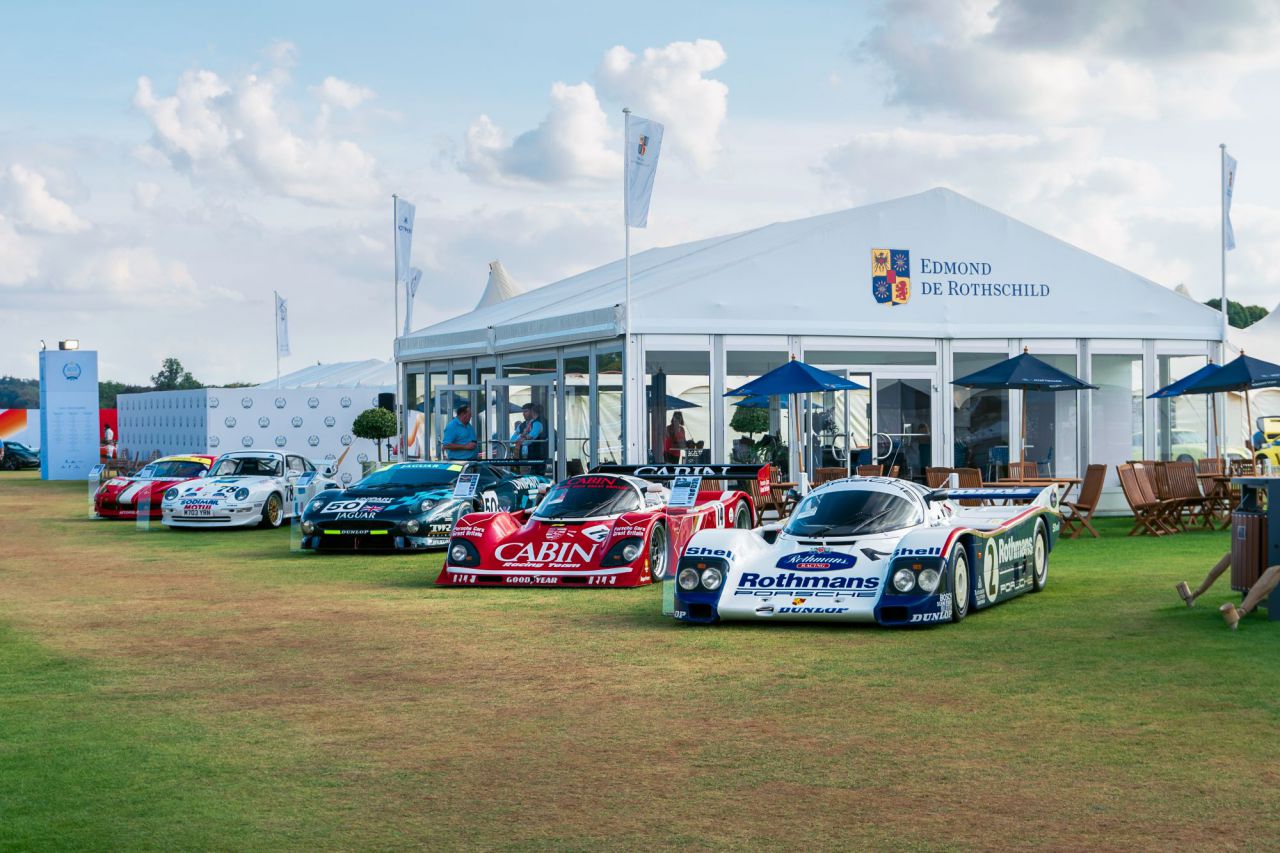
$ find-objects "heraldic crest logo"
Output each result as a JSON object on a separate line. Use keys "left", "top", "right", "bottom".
{"left": 871, "top": 248, "right": 911, "bottom": 305}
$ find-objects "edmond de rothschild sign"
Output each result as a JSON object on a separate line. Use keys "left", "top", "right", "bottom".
{"left": 873, "top": 249, "right": 1052, "bottom": 306}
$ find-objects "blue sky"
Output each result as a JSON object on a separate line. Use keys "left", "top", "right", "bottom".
{"left": 3, "top": 1, "right": 1280, "bottom": 383}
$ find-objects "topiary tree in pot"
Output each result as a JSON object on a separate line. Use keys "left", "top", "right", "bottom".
{"left": 351, "top": 407, "right": 398, "bottom": 463}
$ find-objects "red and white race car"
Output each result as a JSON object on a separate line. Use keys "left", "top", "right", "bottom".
{"left": 93, "top": 455, "right": 217, "bottom": 520}
{"left": 437, "top": 464, "right": 769, "bottom": 588}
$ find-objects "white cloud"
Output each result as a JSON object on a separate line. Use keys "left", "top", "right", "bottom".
{"left": 459, "top": 39, "right": 731, "bottom": 184}
{"left": 315, "top": 76, "right": 375, "bottom": 109}
{"left": 67, "top": 247, "right": 240, "bottom": 308}
{"left": 859, "top": 0, "right": 1280, "bottom": 122}
{"left": 7, "top": 164, "right": 90, "bottom": 233}
{"left": 462, "top": 82, "right": 613, "bottom": 184}
{"left": 0, "top": 214, "right": 39, "bottom": 286}
{"left": 596, "top": 39, "right": 729, "bottom": 171}
{"left": 133, "top": 51, "right": 381, "bottom": 207}
{"left": 134, "top": 181, "right": 161, "bottom": 210}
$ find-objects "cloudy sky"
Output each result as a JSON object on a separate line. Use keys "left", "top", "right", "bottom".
{"left": 4, "top": 0, "right": 1279, "bottom": 384}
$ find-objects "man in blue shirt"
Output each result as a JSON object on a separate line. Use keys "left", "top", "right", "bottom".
{"left": 510, "top": 403, "right": 546, "bottom": 460}
{"left": 442, "top": 403, "right": 478, "bottom": 460}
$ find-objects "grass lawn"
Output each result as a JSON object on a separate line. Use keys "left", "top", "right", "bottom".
{"left": 3, "top": 469, "right": 1280, "bottom": 850}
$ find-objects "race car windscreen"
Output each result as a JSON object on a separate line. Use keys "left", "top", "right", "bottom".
{"left": 209, "top": 456, "right": 282, "bottom": 477}
{"left": 138, "top": 460, "right": 208, "bottom": 479}
{"left": 535, "top": 477, "right": 642, "bottom": 519}
{"left": 785, "top": 488, "right": 923, "bottom": 538}
{"left": 357, "top": 464, "right": 461, "bottom": 489}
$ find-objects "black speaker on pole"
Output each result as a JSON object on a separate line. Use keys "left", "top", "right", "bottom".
{"left": 377, "top": 392, "right": 395, "bottom": 412}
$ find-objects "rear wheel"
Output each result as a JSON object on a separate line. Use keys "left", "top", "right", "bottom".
{"left": 732, "top": 501, "right": 752, "bottom": 529}
{"left": 950, "top": 545, "right": 970, "bottom": 623}
{"left": 261, "top": 493, "right": 284, "bottom": 528}
{"left": 1031, "top": 521, "right": 1048, "bottom": 592}
{"left": 648, "top": 524, "right": 670, "bottom": 581}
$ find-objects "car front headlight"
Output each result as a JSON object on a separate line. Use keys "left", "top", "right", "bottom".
{"left": 404, "top": 519, "right": 420, "bottom": 534}
{"left": 164, "top": 487, "right": 178, "bottom": 501}
{"left": 301, "top": 521, "right": 315, "bottom": 535}
{"left": 234, "top": 487, "right": 250, "bottom": 501}
{"left": 621, "top": 541, "right": 642, "bottom": 562}
{"left": 918, "top": 568, "right": 941, "bottom": 593}
{"left": 308, "top": 499, "right": 326, "bottom": 512}
{"left": 893, "top": 567, "right": 916, "bottom": 593}
{"left": 449, "top": 543, "right": 468, "bottom": 562}
{"left": 678, "top": 567, "right": 701, "bottom": 590}
{"left": 419, "top": 499, "right": 437, "bottom": 513}
{"left": 700, "top": 568, "right": 724, "bottom": 591}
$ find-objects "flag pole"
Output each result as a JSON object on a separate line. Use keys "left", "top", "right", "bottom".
{"left": 273, "top": 289, "right": 281, "bottom": 389}
{"left": 623, "top": 107, "right": 633, "bottom": 464}
{"left": 392, "top": 194, "right": 400, "bottom": 347}
{"left": 1219, "top": 144, "right": 1228, "bottom": 458}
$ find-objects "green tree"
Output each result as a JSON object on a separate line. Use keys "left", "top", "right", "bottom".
{"left": 150, "top": 358, "right": 201, "bottom": 391}
{"left": 1204, "top": 298, "right": 1269, "bottom": 329}
{"left": 729, "top": 405, "right": 768, "bottom": 438}
{"left": 351, "top": 407, "right": 398, "bottom": 462}
{"left": 0, "top": 376, "right": 40, "bottom": 408}
{"left": 99, "top": 380, "right": 149, "bottom": 409}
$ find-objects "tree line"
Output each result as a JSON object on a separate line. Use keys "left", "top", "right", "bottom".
{"left": 0, "top": 358, "right": 254, "bottom": 409}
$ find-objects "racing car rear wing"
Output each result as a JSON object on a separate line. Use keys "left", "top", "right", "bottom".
{"left": 926, "top": 485, "right": 1062, "bottom": 509}
{"left": 591, "top": 463, "right": 771, "bottom": 481}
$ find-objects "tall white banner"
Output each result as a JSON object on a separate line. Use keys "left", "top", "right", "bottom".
{"left": 39, "top": 350, "right": 100, "bottom": 480}
{"left": 625, "top": 116, "right": 664, "bottom": 228}
{"left": 395, "top": 196, "right": 416, "bottom": 282}
{"left": 1224, "top": 152, "right": 1238, "bottom": 251}
{"left": 275, "top": 292, "right": 290, "bottom": 357}
{"left": 403, "top": 267, "right": 422, "bottom": 335}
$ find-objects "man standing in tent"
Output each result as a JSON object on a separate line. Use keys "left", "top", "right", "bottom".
{"left": 442, "top": 403, "right": 478, "bottom": 461}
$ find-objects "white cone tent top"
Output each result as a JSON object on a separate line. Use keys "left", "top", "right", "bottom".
{"left": 256, "top": 359, "right": 394, "bottom": 390}
{"left": 1174, "top": 283, "right": 1193, "bottom": 299}
{"left": 475, "top": 260, "right": 524, "bottom": 310}
{"left": 398, "top": 187, "right": 1223, "bottom": 360}
{"left": 1230, "top": 301, "right": 1280, "bottom": 363}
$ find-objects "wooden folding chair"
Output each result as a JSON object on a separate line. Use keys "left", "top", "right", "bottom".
{"left": 1061, "top": 464, "right": 1105, "bottom": 539}
{"left": 1167, "top": 461, "right": 1213, "bottom": 529}
{"left": 954, "top": 467, "right": 984, "bottom": 506}
{"left": 1131, "top": 463, "right": 1179, "bottom": 534}
{"left": 856, "top": 464, "right": 883, "bottom": 477}
{"left": 746, "top": 476, "right": 781, "bottom": 521}
{"left": 1008, "top": 461, "right": 1039, "bottom": 480}
{"left": 925, "top": 467, "right": 953, "bottom": 488}
{"left": 813, "top": 466, "right": 846, "bottom": 485}
{"left": 887, "top": 466, "right": 901, "bottom": 478}
{"left": 1117, "top": 464, "right": 1170, "bottom": 537}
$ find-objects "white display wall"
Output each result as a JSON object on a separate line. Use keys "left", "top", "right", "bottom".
{"left": 119, "top": 387, "right": 398, "bottom": 486}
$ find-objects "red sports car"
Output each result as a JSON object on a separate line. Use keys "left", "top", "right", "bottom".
{"left": 94, "top": 454, "right": 216, "bottom": 520}
{"left": 437, "top": 464, "right": 768, "bottom": 588}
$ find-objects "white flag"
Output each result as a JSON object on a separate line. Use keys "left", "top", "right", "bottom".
{"left": 625, "top": 115, "right": 664, "bottom": 228}
{"left": 394, "top": 196, "right": 416, "bottom": 282}
{"left": 402, "top": 267, "right": 422, "bottom": 336}
{"left": 1224, "top": 153, "right": 1238, "bottom": 251}
{"left": 275, "top": 292, "right": 290, "bottom": 357}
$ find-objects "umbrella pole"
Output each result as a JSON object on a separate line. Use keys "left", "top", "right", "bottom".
{"left": 1246, "top": 387, "right": 1253, "bottom": 455}
{"left": 1021, "top": 390, "right": 1028, "bottom": 465}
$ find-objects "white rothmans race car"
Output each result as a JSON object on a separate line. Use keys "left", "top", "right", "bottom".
{"left": 161, "top": 450, "right": 339, "bottom": 529}
{"left": 670, "top": 476, "right": 1062, "bottom": 627}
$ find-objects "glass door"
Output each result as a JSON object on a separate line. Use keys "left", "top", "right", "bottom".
{"left": 809, "top": 369, "right": 871, "bottom": 477}
{"left": 433, "top": 384, "right": 484, "bottom": 461}
{"left": 873, "top": 375, "right": 933, "bottom": 482}
{"left": 485, "top": 375, "right": 559, "bottom": 480}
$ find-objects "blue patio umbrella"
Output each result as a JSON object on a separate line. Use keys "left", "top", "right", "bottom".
{"left": 1148, "top": 362, "right": 1221, "bottom": 398}
{"left": 1183, "top": 353, "right": 1280, "bottom": 454}
{"left": 646, "top": 388, "right": 700, "bottom": 410}
{"left": 952, "top": 349, "right": 1096, "bottom": 465}
{"left": 725, "top": 359, "right": 864, "bottom": 478}
{"left": 732, "top": 395, "right": 826, "bottom": 410}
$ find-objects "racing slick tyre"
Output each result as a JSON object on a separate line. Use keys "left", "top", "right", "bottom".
{"left": 261, "top": 492, "right": 284, "bottom": 528}
{"left": 648, "top": 523, "right": 670, "bottom": 581}
{"left": 0, "top": 457, "right": 16, "bottom": 471}
{"left": 733, "top": 501, "right": 752, "bottom": 529}
{"left": 949, "top": 544, "right": 970, "bottom": 623}
{"left": 1030, "top": 520, "right": 1049, "bottom": 593}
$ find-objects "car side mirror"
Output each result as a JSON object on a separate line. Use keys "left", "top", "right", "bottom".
{"left": 759, "top": 522, "right": 783, "bottom": 544}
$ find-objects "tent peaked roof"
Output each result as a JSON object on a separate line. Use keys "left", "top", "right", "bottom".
{"left": 399, "top": 187, "right": 1223, "bottom": 360}
{"left": 257, "top": 359, "right": 395, "bottom": 389}
{"left": 475, "top": 260, "right": 524, "bottom": 310}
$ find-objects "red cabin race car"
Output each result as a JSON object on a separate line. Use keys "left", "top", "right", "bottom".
{"left": 94, "top": 454, "right": 216, "bottom": 520}
{"left": 437, "top": 464, "right": 770, "bottom": 588}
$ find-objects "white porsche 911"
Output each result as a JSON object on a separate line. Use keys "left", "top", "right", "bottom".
{"left": 161, "top": 450, "right": 339, "bottom": 529}
{"left": 670, "top": 475, "right": 1062, "bottom": 627}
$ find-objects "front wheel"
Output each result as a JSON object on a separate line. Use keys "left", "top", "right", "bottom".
{"left": 261, "top": 493, "right": 284, "bottom": 528}
{"left": 732, "top": 501, "right": 752, "bottom": 529}
{"left": 1031, "top": 521, "right": 1048, "bottom": 592}
{"left": 950, "top": 545, "right": 970, "bottom": 623}
{"left": 648, "top": 524, "right": 670, "bottom": 581}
